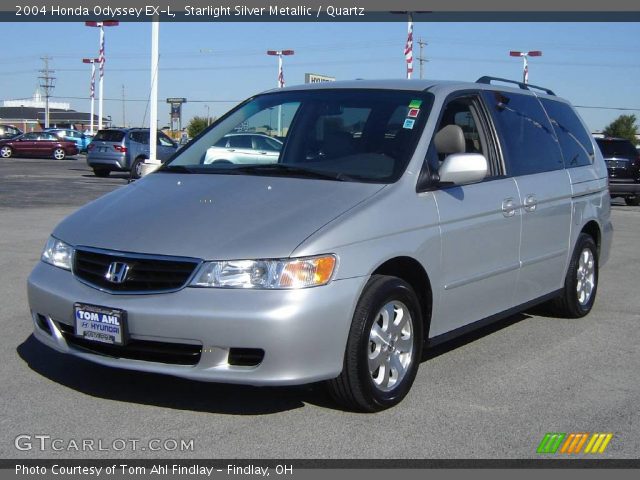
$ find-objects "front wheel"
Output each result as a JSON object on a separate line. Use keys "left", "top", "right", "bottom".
{"left": 0, "top": 146, "right": 12, "bottom": 158}
{"left": 53, "top": 148, "right": 66, "bottom": 160}
{"left": 550, "top": 233, "right": 598, "bottom": 318}
{"left": 624, "top": 196, "right": 640, "bottom": 206}
{"left": 327, "top": 275, "right": 424, "bottom": 412}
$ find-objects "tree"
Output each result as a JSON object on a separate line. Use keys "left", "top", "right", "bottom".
{"left": 186, "top": 115, "right": 212, "bottom": 139}
{"left": 603, "top": 114, "right": 638, "bottom": 145}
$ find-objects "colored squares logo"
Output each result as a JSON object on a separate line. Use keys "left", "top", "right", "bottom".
{"left": 537, "top": 433, "right": 613, "bottom": 454}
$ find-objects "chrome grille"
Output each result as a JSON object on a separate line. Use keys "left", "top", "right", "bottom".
{"left": 73, "top": 247, "right": 200, "bottom": 293}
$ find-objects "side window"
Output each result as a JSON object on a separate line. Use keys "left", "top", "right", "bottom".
{"left": 228, "top": 135, "right": 252, "bottom": 149}
{"left": 253, "top": 136, "right": 280, "bottom": 151}
{"left": 214, "top": 137, "right": 228, "bottom": 148}
{"left": 483, "top": 91, "right": 562, "bottom": 176}
{"left": 130, "top": 132, "right": 149, "bottom": 145}
{"left": 540, "top": 99, "right": 594, "bottom": 168}
{"left": 427, "top": 95, "right": 498, "bottom": 178}
{"left": 158, "top": 134, "right": 175, "bottom": 147}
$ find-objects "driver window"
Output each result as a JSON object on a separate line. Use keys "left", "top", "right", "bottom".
{"left": 428, "top": 96, "right": 497, "bottom": 178}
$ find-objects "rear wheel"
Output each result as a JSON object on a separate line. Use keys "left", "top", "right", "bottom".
{"left": 327, "top": 275, "right": 423, "bottom": 412}
{"left": 624, "top": 196, "right": 640, "bottom": 206}
{"left": 0, "top": 146, "right": 12, "bottom": 158}
{"left": 93, "top": 167, "right": 110, "bottom": 178}
{"left": 53, "top": 148, "right": 66, "bottom": 160}
{"left": 130, "top": 156, "right": 146, "bottom": 180}
{"left": 550, "top": 233, "right": 598, "bottom": 318}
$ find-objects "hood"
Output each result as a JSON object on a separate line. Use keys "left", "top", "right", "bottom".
{"left": 54, "top": 172, "right": 385, "bottom": 260}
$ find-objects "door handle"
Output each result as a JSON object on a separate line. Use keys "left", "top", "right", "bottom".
{"left": 523, "top": 194, "right": 538, "bottom": 212}
{"left": 502, "top": 197, "right": 517, "bottom": 217}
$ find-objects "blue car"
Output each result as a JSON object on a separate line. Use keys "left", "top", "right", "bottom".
{"left": 44, "top": 129, "right": 92, "bottom": 153}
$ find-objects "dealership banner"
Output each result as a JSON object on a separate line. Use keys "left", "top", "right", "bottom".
{"left": 3, "top": 0, "right": 640, "bottom": 21}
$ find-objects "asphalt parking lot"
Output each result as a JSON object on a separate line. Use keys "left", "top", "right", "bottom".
{"left": 1, "top": 155, "right": 639, "bottom": 460}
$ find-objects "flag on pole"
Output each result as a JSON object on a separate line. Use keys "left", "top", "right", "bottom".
{"left": 99, "top": 25, "right": 105, "bottom": 79}
{"left": 404, "top": 16, "right": 414, "bottom": 79}
{"left": 90, "top": 63, "right": 96, "bottom": 99}
{"left": 278, "top": 57, "right": 285, "bottom": 88}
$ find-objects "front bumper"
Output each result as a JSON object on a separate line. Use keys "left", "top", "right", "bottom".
{"left": 27, "top": 262, "right": 366, "bottom": 386}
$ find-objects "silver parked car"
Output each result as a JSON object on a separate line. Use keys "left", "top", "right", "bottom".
{"left": 204, "top": 133, "right": 283, "bottom": 164}
{"left": 28, "top": 78, "right": 612, "bottom": 411}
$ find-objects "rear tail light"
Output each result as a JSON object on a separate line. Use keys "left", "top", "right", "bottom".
{"left": 113, "top": 145, "right": 127, "bottom": 153}
{"left": 87, "top": 144, "right": 95, "bottom": 151}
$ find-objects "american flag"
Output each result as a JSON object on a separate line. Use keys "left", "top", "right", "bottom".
{"left": 404, "top": 16, "right": 413, "bottom": 79}
{"left": 98, "top": 25, "right": 105, "bottom": 79}
{"left": 90, "top": 63, "right": 96, "bottom": 99}
{"left": 278, "top": 58, "right": 285, "bottom": 88}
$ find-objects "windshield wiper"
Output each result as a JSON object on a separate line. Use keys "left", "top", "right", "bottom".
{"left": 228, "top": 164, "right": 352, "bottom": 181}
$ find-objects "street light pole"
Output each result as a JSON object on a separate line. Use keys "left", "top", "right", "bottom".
{"left": 85, "top": 20, "right": 119, "bottom": 131}
{"left": 266, "top": 49, "right": 294, "bottom": 136}
{"left": 82, "top": 58, "right": 100, "bottom": 135}
{"left": 509, "top": 50, "right": 542, "bottom": 84}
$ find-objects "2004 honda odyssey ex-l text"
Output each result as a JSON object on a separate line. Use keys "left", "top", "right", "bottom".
{"left": 28, "top": 78, "right": 612, "bottom": 411}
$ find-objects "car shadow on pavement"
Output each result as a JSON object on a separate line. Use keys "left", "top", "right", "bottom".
{"left": 16, "top": 335, "right": 335, "bottom": 415}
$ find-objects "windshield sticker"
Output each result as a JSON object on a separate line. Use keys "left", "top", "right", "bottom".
{"left": 407, "top": 108, "right": 420, "bottom": 118}
{"left": 403, "top": 118, "right": 416, "bottom": 129}
{"left": 408, "top": 99, "right": 422, "bottom": 109}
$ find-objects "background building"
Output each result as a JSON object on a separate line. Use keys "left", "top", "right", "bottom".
{"left": 0, "top": 88, "right": 105, "bottom": 132}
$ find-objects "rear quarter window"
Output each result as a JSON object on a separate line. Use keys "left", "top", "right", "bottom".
{"left": 94, "top": 130, "right": 125, "bottom": 142}
{"left": 483, "top": 91, "right": 563, "bottom": 176}
{"left": 540, "top": 98, "right": 594, "bottom": 168}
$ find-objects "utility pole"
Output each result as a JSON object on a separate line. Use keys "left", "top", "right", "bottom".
{"left": 417, "top": 37, "right": 428, "bottom": 79}
{"left": 121, "top": 84, "right": 126, "bottom": 128}
{"left": 38, "top": 56, "right": 56, "bottom": 129}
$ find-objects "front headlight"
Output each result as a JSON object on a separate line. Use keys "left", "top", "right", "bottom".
{"left": 190, "top": 255, "right": 337, "bottom": 289}
{"left": 41, "top": 236, "right": 74, "bottom": 271}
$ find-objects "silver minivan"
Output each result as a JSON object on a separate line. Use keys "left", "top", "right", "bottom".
{"left": 28, "top": 78, "right": 612, "bottom": 411}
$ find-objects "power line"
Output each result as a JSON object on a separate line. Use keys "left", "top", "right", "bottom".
{"left": 50, "top": 95, "right": 239, "bottom": 103}
{"left": 574, "top": 105, "right": 640, "bottom": 112}
{"left": 46, "top": 94, "right": 640, "bottom": 113}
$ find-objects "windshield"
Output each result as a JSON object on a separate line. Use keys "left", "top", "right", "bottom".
{"left": 164, "top": 89, "right": 432, "bottom": 183}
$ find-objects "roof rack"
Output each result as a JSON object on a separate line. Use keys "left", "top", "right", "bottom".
{"left": 476, "top": 76, "right": 556, "bottom": 96}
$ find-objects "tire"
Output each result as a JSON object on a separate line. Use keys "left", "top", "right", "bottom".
{"left": 0, "top": 146, "right": 12, "bottom": 158}
{"left": 624, "top": 196, "right": 640, "bottom": 206}
{"left": 93, "top": 167, "right": 110, "bottom": 178}
{"left": 327, "top": 275, "right": 424, "bottom": 412}
{"left": 550, "top": 233, "right": 598, "bottom": 318}
{"left": 130, "top": 157, "right": 146, "bottom": 180}
{"left": 53, "top": 148, "right": 66, "bottom": 160}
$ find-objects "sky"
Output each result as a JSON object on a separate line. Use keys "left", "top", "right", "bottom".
{"left": 1, "top": 21, "right": 639, "bottom": 132}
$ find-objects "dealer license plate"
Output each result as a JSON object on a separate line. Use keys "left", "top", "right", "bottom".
{"left": 74, "top": 303, "right": 127, "bottom": 346}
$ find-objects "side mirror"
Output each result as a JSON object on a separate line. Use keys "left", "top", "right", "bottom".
{"left": 438, "top": 153, "right": 488, "bottom": 185}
